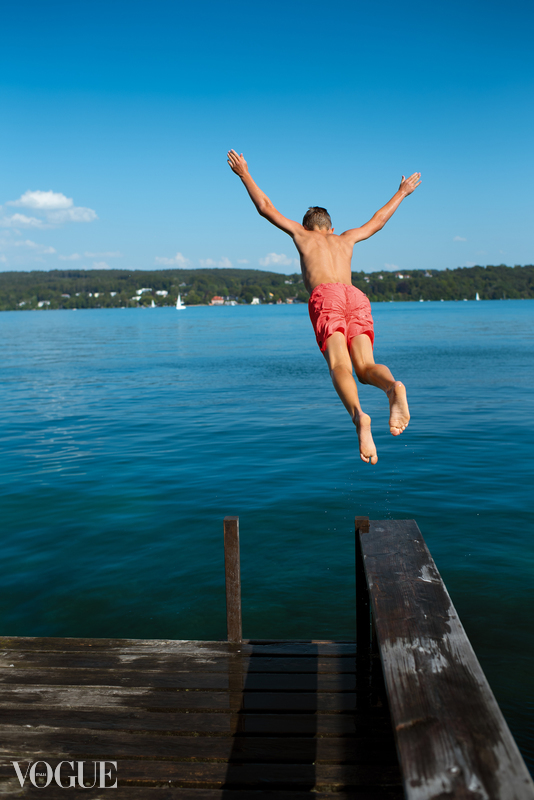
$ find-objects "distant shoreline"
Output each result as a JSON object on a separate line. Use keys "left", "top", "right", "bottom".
{"left": 0, "top": 264, "right": 532, "bottom": 311}
{"left": 3, "top": 297, "right": 534, "bottom": 314}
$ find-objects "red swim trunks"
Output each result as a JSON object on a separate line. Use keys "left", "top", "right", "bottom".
{"left": 308, "top": 283, "right": 374, "bottom": 353}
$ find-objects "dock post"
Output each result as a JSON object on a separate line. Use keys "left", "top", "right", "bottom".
{"left": 224, "top": 516, "right": 242, "bottom": 643}
{"left": 355, "top": 516, "right": 371, "bottom": 649}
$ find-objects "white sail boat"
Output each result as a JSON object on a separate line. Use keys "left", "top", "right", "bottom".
{"left": 475, "top": 292, "right": 480, "bottom": 301}
{"left": 176, "top": 294, "right": 186, "bottom": 310}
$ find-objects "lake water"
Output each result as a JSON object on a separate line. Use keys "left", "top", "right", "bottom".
{"left": 1, "top": 299, "right": 533, "bottom": 769}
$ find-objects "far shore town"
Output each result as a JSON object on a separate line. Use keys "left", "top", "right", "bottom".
{"left": 209, "top": 295, "right": 298, "bottom": 306}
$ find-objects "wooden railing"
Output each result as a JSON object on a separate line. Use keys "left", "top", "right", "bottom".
{"left": 356, "top": 516, "right": 534, "bottom": 800}
{"left": 223, "top": 514, "right": 534, "bottom": 799}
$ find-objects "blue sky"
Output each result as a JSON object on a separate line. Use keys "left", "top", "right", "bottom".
{"left": 1, "top": 0, "right": 532, "bottom": 274}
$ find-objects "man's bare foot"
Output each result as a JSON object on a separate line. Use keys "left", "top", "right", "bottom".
{"left": 352, "top": 412, "right": 378, "bottom": 464}
{"left": 387, "top": 381, "right": 410, "bottom": 436}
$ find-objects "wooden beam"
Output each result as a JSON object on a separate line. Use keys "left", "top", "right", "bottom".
{"left": 224, "top": 516, "right": 242, "bottom": 643}
{"left": 359, "top": 519, "right": 534, "bottom": 800}
{"left": 355, "top": 516, "right": 370, "bottom": 648}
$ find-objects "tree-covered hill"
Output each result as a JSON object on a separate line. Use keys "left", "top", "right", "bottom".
{"left": 0, "top": 264, "right": 532, "bottom": 311}
{"left": 353, "top": 264, "right": 534, "bottom": 302}
{"left": 0, "top": 268, "right": 308, "bottom": 310}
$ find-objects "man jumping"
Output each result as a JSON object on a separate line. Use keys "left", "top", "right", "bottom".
{"left": 227, "top": 149, "right": 421, "bottom": 464}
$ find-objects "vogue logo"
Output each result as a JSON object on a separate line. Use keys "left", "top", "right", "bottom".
{"left": 11, "top": 761, "right": 117, "bottom": 788}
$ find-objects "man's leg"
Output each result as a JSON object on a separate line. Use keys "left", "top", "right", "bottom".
{"left": 323, "top": 332, "right": 377, "bottom": 464}
{"left": 349, "top": 334, "right": 410, "bottom": 436}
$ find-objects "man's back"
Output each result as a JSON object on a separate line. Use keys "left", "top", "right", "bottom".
{"left": 292, "top": 229, "right": 354, "bottom": 293}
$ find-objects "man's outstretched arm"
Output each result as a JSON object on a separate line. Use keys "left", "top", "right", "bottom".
{"left": 227, "top": 150, "right": 302, "bottom": 237}
{"left": 341, "top": 173, "right": 421, "bottom": 245}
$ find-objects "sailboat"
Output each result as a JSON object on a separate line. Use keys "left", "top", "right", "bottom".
{"left": 475, "top": 292, "right": 480, "bottom": 301}
{"left": 176, "top": 294, "right": 186, "bottom": 310}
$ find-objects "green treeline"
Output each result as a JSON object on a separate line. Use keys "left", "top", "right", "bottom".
{"left": 0, "top": 268, "right": 307, "bottom": 310}
{"left": 353, "top": 264, "right": 534, "bottom": 302}
{"left": 0, "top": 264, "right": 533, "bottom": 311}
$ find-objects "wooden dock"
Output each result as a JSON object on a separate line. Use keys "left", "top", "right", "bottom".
{"left": 0, "top": 517, "right": 532, "bottom": 798}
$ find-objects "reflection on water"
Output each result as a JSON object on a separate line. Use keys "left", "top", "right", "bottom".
{"left": 0, "top": 300, "right": 533, "bottom": 768}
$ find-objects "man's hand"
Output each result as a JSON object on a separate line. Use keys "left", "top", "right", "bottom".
{"left": 399, "top": 172, "right": 421, "bottom": 196}
{"left": 227, "top": 149, "right": 249, "bottom": 177}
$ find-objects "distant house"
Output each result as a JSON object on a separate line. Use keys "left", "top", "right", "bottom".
{"left": 395, "top": 273, "right": 410, "bottom": 279}
{"left": 136, "top": 288, "right": 152, "bottom": 295}
{"left": 210, "top": 296, "right": 225, "bottom": 305}
{"left": 61, "top": 293, "right": 70, "bottom": 298}
{"left": 37, "top": 300, "right": 50, "bottom": 307}
{"left": 155, "top": 290, "right": 168, "bottom": 296}
{"left": 251, "top": 297, "right": 260, "bottom": 305}
{"left": 110, "top": 292, "right": 117, "bottom": 297}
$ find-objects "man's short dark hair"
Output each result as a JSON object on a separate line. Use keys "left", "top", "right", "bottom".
{"left": 302, "top": 206, "right": 332, "bottom": 231}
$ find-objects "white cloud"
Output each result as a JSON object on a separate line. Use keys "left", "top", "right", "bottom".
{"left": 155, "top": 252, "right": 190, "bottom": 267}
{"left": 8, "top": 190, "right": 73, "bottom": 210}
{"left": 237, "top": 259, "right": 249, "bottom": 264}
{"left": 59, "top": 253, "right": 81, "bottom": 261}
{"left": 259, "top": 253, "right": 295, "bottom": 267}
{"left": 84, "top": 251, "right": 122, "bottom": 258}
{"left": 5, "top": 189, "right": 97, "bottom": 226}
{"left": 12, "top": 239, "right": 56, "bottom": 254}
{"left": 0, "top": 238, "right": 56, "bottom": 264}
{"left": 47, "top": 207, "right": 97, "bottom": 223}
{"left": 384, "top": 263, "right": 399, "bottom": 270}
{"left": 199, "top": 256, "right": 233, "bottom": 268}
{"left": 0, "top": 213, "right": 48, "bottom": 229}
{"left": 453, "top": 236, "right": 466, "bottom": 242}
{"left": 463, "top": 261, "right": 476, "bottom": 267}
{"left": 92, "top": 261, "right": 111, "bottom": 270}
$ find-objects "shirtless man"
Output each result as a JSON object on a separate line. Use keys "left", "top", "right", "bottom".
{"left": 227, "top": 149, "right": 421, "bottom": 464}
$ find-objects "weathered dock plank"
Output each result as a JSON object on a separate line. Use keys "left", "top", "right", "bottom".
{"left": 0, "top": 708, "right": 392, "bottom": 736}
{"left": 360, "top": 519, "right": 534, "bottom": 800}
{"left": 0, "top": 668, "right": 358, "bottom": 691}
{"left": 0, "top": 790, "right": 404, "bottom": 800}
{"left": 0, "top": 727, "right": 397, "bottom": 762}
{"left": 0, "top": 638, "right": 357, "bottom": 656}
{"left": 0, "top": 653, "right": 360, "bottom": 673}
{"left": 0, "top": 759, "right": 402, "bottom": 787}
{"left": 0, "top": 685, "right": 365, "bottom": 712}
